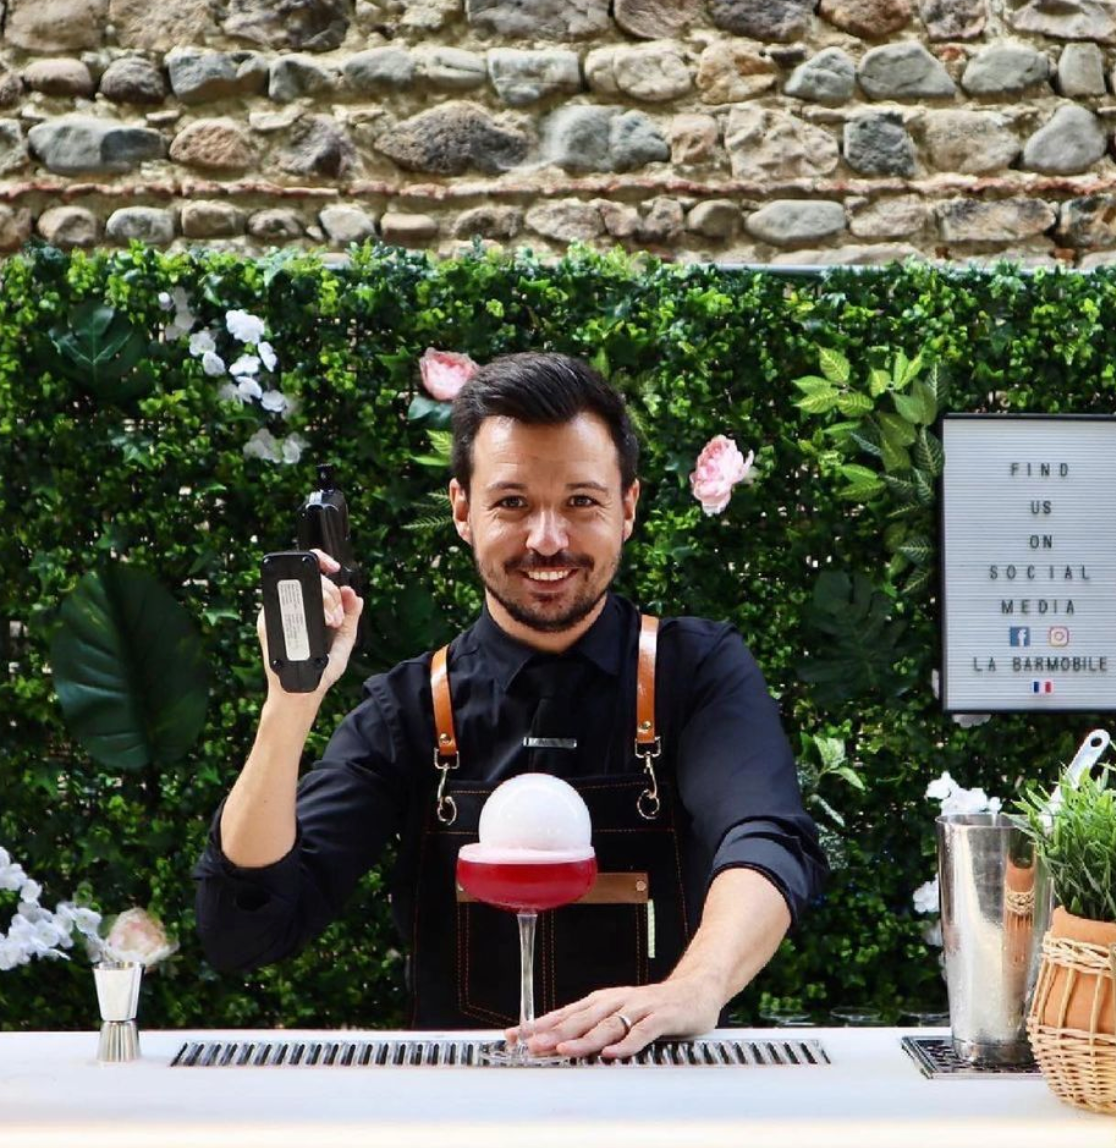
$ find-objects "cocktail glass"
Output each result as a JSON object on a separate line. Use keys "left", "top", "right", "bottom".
{"left": 457, "top": 845, "right": 597, "bottom": 1066}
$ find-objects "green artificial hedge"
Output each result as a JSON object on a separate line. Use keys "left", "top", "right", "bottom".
{"left": 2, "top": 242, "right": 1113, "bottom": 1031}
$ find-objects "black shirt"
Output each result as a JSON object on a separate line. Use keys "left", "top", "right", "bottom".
{"left": 193, "top": 594, "right": 828, "bottom": 973}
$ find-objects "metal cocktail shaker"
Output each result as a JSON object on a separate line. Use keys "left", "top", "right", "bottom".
{"left": 936, "top": 813, "right": 1052, "bottom": 1065}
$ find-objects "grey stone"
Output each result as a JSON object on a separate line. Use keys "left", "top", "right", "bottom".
{"left": 452, "top": 205, "right": 523, "bottom": 239}
{"left": 170, "top": 118, "right": 254, "bottom": 171}
{"left": 320, "top": 205, "right": 377, "bottom": 243}
{"left": 235, "top": 53, "right": 271, "bottom": 96}
{"left": 279, "top": 115, "right": 355, "bottom": 177}
{"left": 1057, "top": 43, "right": 1106, "bottom": 96}
{"left": 36, "top": 205, "right": 99, "bottom": 247}
{"left": 487, "top": 50, "right": 582, "bottom": 106}
{"left": 416, "top": 49, "right": 487, "bottom": 90}
{"left": 0, "top": 205, "right": 31, "bottom": 251}
{"left": 938, "top": 198, "right": 1057, "bottom": 242}
{"left": 377, "top": 102, "right": 528, "bottom": 175}
{"left": 584, "top": 48, "right": 622, "bottom": 96}
{"left": 918, "top": 0, "right": 986, "bottom": 39}
{"left": 109, "top": 0, "right": 219, "bottom": 51}
{"left": 962, "top": 42, "right": 1051, "bottom": 94}
{"left": 465, "top": 0, "right": 611, "bottom": 38}
{"left": 687, "top": 199, "right": 741, "bottom": 239}
{"left": 5, "top": 0, "right": 106, "bottom": 51}
{"left": 697, "top": 42, "right": 778, "bottom": 102}
{"left": 541, "top": 105, "right": 613, "bottom": 171}
{"left": 708, "top": 0, "right": 815, "bottom": 40}
{"left": 785, "top": 48, "right": 856, "bottom": 104}
{"left": 380, "top": 212, "right": 439, "bottom": 245}
{"left": 105, "top": 207, "right": 175, "bottom": 245}
{"left": 223, "top": 0, "right": 350, "bottom": 50}
{"left": 858, "top": 43, "right": 956, "bottom": 99}
{"left": 725, "top": 107, "right": 840, "bottom": 180}
{"left": 0, "top": 120, "right": 27, "bottom": 173}
{"left": 847, "top": 194, "right": 927, "bottom": 238}
{"left": 670, "top": 114, "right": 719, "bottom": 164}
{"left": 28, "top": 116, "right": 165, "bottom": 174}
{"left": 614, "top": 0, "right": 701, "bottom": 38}
{"left": 100, "top": 57, "right": 167, "bottom": 105}
{"left": 1080, "top": 250, "right": 1116, "bottom": 268}
{"left": 924, "top": 111, "right": 1020, "bottom": 174}
{"left": 167, "top": 50, "right": 242, "bottom": 104}
{"left": 23, "top": 59, "right": 94, "bottom": 97}
{"left": 747, "top": 200, "right": 847, "bottom": 246}
{"left": 270, "top": 56, "right": 335, "bottom": 102}
{"left": 637, "top": 196, "right": 685, "bottom": 244}
{"left": 818, "top": 0, "right": 912, "bottom": 37}
{"left": 0, "top": 67, "right": 22, "bottom": 107}
{"left": 844, "top": 113, "right": 916, "bottom": 177}
{"left": 609, "top": 110, "right": 670, "bottom": 171}
{"left": 1059, "top": 196, "right": 1116, "bottom": 246}
{"left": 248, "top": 208, "right": 305, "bottom": 239}
{"left": 0, "top": 110, "right": 27, "bottom": 159}
{"left": 1006, "top": 0, "right": 1116, "bottom": 43}
{"left": 181, "top": 201, "right": 247, "bottom": 238}
{"left": 613, "top": 45, "right": 692, "bottom": 102}
{"left": 345, "top": 49, "right": 415, "bottom": 93}
{"left": 770, "top": 242, "right": 922, "bottom": 265}
{"left": 249, "top": 107, "right": 303, "bottom": 132}
{"left": 524, "top": 200, "right": 605, "bottom": 242}
{"left": 399, "top": 0, "right": 459, "bottom": 28}
{"left": 1022, "top": 105, "right": 1106, "bottom": 174}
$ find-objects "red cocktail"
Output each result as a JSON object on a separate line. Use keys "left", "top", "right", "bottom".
{"left": 457, "top": 846, "right": 597, "bottom": 912}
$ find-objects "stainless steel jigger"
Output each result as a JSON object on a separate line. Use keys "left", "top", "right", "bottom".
{"left": 94, "top": 961, "right": 142, "bottom": 1063}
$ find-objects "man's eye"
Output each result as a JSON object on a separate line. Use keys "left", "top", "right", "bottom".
{"left": 496, "top": 497, "right": 526, "bottom": 509}
{"left": 570, "top": 495, "right": 599, "bottom": 508}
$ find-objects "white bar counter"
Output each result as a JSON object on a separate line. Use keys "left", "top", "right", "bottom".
{"left": 0, "top": 1028, "right": 1111, "bottom": 1148}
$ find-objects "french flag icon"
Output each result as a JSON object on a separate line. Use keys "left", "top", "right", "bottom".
{"left": 1031, "top": 679, "right": 1054, "bottom": 694}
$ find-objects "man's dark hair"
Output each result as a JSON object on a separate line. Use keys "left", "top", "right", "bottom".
{"left": 451, "top": 352, "right": 640, "bottom": 493}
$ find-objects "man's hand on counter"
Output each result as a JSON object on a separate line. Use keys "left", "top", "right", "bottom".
{"left": 511, "top": 976, "right": 723, "bottom": 1059}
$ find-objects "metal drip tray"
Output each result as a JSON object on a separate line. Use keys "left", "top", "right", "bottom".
{"left": 171, "top": 1036, "right": 830, "bottom": 1069}
{"left": 901, "top": 1036, "right": 1041, "bottom": 1079}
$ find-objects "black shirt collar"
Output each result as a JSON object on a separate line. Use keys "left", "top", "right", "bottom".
{"left": 471, "top": 594, "right": 626, "bottom": 690}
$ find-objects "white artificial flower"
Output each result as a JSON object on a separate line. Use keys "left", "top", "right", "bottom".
{"left": 226, "top": 309, "right": 266, "bottom": 345}
{"left": 217, "top": 383, "right": 242, "bottom": 405}
{"left": 0, "top": 862, "right": 27, "bottom": 893}
{"left": 235, "top": 377, "right": 263, "bottom": 403}
{"left": 157, "top": 291, "right": 174, "bottom": 311}
{"left": 0, "top": 938, "right": 24, "bottom": 971}
{"left": 281, "top": 433, "right": 307, "bottom": 465}
{"left": 260, "top": 390, "right": 290, "bottom": 415}
{"left": 912, "top": 877, "right": 939, "bottom": 915}
{"left": 953, "top": 713, "right": 992, "bottom": 729}
{"left": 243, "top": 428, "right": 281, "bottom": 463}
{"left": 188, "top": 330, "right": 216, "bottom": 357}
{"left": 921, "top": 919, "right": 943, "bottom": 948}
{"left": 229, "top": 354, "right": 260, "bottom": 377}
{"left": 931, "top": 669, "right": 940, "bottom": 700}
{"left": 201, "top": 351, "right": 226, "bottom": 377}
{"left": 925, "top": 772, "right": 955, "bottom": 803}
{"left": 19, "top": 880, "right": 41, "bottom": 905}
{"left": 258, "top": 341, "right": 278, "bottom": 372}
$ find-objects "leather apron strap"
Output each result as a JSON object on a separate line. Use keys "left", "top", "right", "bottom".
{"left": 430, "top": 613, "right": 662, "bottom": 822}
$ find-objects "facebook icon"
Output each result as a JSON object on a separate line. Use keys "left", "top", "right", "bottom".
{"left": 1010, "top": 626, "right": 1031, "bottom": 647}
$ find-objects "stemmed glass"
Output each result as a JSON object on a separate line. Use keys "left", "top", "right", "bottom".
{"left": 457, "top": 845, "right": 597, "bottom": 1065}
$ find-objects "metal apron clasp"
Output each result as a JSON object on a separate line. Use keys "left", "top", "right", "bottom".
{"left": 433, "top": 746, "right": 459, "bottom": 825}
{"left": 635, "top": 735, "right": 662, "bottom": 820}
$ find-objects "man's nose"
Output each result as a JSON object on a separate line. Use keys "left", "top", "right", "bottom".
{"left": 525, "top": 509, "right": 569, "bottom": 555}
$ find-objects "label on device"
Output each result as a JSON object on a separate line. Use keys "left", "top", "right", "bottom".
{"left": 278, "top": 579, "right": 311, "bottom": 661}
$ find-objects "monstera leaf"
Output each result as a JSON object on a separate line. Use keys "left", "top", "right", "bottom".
{"left": 46, "top": 300, "right": 151, "bottom": 403}
{"left": 796, "top": 570, "right": 913, "bottom": 706}
{"left": 50, "top": 563, "right": 209, "bottom": 770}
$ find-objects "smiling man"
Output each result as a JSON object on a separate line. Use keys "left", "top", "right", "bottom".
{"left": 195, "top": 352, "right": 827, "bottom": 1057}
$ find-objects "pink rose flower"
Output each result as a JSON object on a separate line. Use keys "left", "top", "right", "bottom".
{"left": 419, "top": 348, "right": 479, "bottom": 403}
{"left": 689, "top": 435, "right": 754, "bottom": 516}
{"left": 103, "top": 908, "right": 177, "bottom": 968}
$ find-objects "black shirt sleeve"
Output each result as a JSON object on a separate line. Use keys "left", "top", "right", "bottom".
{"left": 192, "top": 678, "right": 410, "bottom": 974}
{"left": 673, "top": 624, "right": 828, "bottom": 928}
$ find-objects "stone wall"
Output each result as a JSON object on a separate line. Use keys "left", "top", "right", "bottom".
{"left": 3, "top": 0, "right": 1116, "bottom": 264}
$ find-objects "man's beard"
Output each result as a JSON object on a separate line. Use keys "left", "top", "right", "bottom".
{"left": 476, "top": 552, "right": 620, "bottom": 634}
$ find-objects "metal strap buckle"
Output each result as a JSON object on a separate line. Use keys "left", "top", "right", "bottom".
{"left": 433, "top": 747, "right": 459, "bottom": 825}
{"left": 635, "top": 736, "right": 661, "bottom": 821}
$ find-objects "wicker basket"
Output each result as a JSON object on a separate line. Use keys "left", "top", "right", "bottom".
{"left": 1026, "top": 910, "right": 1116, "bottom": 1115}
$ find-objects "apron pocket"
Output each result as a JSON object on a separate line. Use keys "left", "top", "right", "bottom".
{"left": 547, "top": 900, "right": 649, "bottom": 1013}
{"left": 457, "top": 901, "right": 524, "bottom": 1027}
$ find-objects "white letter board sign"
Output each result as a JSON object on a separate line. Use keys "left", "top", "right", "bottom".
{"left": 941, "top": 415, "right": 1116, "bottom": 713}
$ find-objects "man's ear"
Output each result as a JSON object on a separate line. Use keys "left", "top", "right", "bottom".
{"left": 621, "top": 478, "right": 640, "bottom": 542}
{"left": 449, "top": 478, "right": 471, "bottom": 544}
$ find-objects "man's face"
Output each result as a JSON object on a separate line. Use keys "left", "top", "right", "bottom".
{"left": 449, "top": 413, "right": 639, "bottom": 643}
